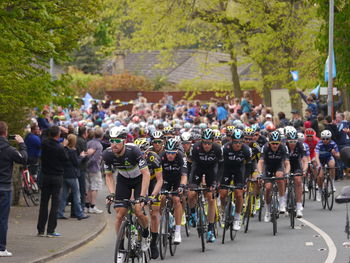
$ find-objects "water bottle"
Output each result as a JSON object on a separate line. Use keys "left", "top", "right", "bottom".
{"left": 169, "top": 213, "right": 175, "bottom": 229}
{"left": 231, "top": 201, "right": 236, "bottom": 217}
{"left": 130, "top": 225, "right": 138, "bottom": 248}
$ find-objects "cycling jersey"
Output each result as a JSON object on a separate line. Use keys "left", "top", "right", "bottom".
{"left": 221, "top": 143, "right": 252, "bottom": 186}
{"left": 160, "top": 151, "right": 187, "bottom": 191}
{"left": 315, "top": 140, "right": 339, "bottom": 164}
{"left": 304, "top": 137, "right": 319, "bottom": 160}
{"left": 287, "top": 142, "right": 307, "bottom": 173}
{"left": 146, "top": 151, "right": 162, "bottom": 180}
{"left": 190, "top": 142, "right": 222, "bottom": 187}
{"left": 245, "top": 141, "right": 261, "bottom": 178}
{"left": 260, "top": 143, "right": 289, "bottom": 176}
{"left": 303, "top": 142, "right": 310, "bottom": 157}
{"left": 257, "top": 135, "right": 268, "bottom": 148}
{"left": 103, "top": 145, "right": 148, "bottom": 178}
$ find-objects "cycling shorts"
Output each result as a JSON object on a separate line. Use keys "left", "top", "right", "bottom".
{"left": 320, "top": 156, "right": 334, "bottom": 166}
{"left": 221, "top": 168, "right": 244, "bottom": 187}
{"left": 191, "top": 166, "right": 217, "bottom": 187}
{"left": 114, "top": 174, "right": 142, "bottom": 208}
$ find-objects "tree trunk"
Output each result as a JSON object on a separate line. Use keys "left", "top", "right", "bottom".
{"left": 229, "top": 49, "right": 242, "bottom": 99}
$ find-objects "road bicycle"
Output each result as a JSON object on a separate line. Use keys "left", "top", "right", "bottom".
{"left": 286, "top": 173, "right": 302, "bottom": 229}
{"left": 219, "top": 184, "right": 241, "bottom": 243}
{"left": 242, "top": 178, "right": 259, "bottom": 233}
{"left": 261, "top": 176, "right": 285, "bottom": 236}
{"left": 321, "top": 165, "right": 336, "bottom": 211}
{"left": 108, "top": 199, "right": 150, "bottom": 263}
{"left": 188, "top": 186, "right": 211, "bottom": 252}
{"left": 21, "top": 166, "right": 40, "bottom": 206}
{"left": 158, "top": 190, "right": 177, "bottom": 260}
{"left": 304, "top": 162, "right": 318, "bottom": 204}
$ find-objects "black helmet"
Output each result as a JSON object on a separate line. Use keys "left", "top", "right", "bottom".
{"left": 202, "top": 128, "right": 214, "bottom": 140}
{"left": 232, "top": 129, "right": 244, "bottom": 140}
{"left": 165, "top": 138, "right": 179, "bottom": 151}
{"left": 269, "top": 131, "right": 281, "bottom": 142}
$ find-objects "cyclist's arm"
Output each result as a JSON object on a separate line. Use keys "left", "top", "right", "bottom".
{"left": 151, "top": 168, "right": 163, "bottom": 196}
{"left": 315, "top": 153, "right": 321, "bottom": 168}
{"left": 284, "top": 159, "right": 290, "bottom": 175}
{"left": 140, "top": 167, "right": 151, "bottom": 197}
{"left": 105, "top": 171, "right": 115, "bottom": 194}
{"left": 302, "top": 156, "right": 308, "bottom": 174}
{"left": 257, "top": 159, "right": 264, "bottom": 175}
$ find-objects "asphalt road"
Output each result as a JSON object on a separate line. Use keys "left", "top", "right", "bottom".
{"left": 52, "top": 180, "right": 350, "bottom": 263}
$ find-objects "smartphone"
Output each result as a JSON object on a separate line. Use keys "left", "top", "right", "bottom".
{"left": 8, "top": 135, "right": 16, "bottom": 140}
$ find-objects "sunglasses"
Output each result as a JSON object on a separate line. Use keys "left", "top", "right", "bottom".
{"left": 152, "top": 140, "right": 163, "bottom": 144}
{"left": 288, "top": 140, "right": 298, "bottom": 144}
{"left": 269, "top": 142, "right": 280, "bottom": 145}
{"left": 306, "top": 135, "right": 313, "bottom": 138}
{"left": 322, "top": 138, "right": 330, "bottom": 141}
{"left": 110, "top": 138, "right": 124, "bottom": 144}
{"left": 165, "top": 150, "right": 177, "bottom": 155}
{"left": 202, "top": 141, "right": 213, "bottom": 145}
{"left": 232, "top": 141, "right": 243, "bottom": 145}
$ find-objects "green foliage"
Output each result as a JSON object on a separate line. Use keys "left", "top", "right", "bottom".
{"left": 312, "top": 1, "right": 350, "bottom": 92}
{"left": 0, "top": 1, "right": 103, "bottom": 131}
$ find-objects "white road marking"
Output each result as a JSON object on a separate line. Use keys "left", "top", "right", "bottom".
{"left": 305, "top": 242, "right": 314, "bottom": 246}
{"left": 298, "top": 218, "right": 337, "bottom": 263}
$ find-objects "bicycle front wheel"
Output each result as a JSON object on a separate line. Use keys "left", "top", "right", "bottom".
{"left": 271, "top": 193, "right": 278, "bottom": 236}
{"left": 159, "top": 212, "right": 168, "bottom": 260}
{"left": 288, "top": 188, "right": 296, "bottom": 229}
{"left": 243, "top": 194, "right": 252, "bottom": 233}
{"left": 326, "top": 177, "right": 334, "bottom": 211}
{"left": 198, "top": 206, "right": 206, "bottom": 252}
{"left": 115, "top": 220, "right": 130, "bottom": 263}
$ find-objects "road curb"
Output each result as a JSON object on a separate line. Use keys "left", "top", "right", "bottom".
{"left": 30, "top": 215, "right": 107, "bottom": 263}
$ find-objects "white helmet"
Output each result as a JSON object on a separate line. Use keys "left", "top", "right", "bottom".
{"left": 297, "top": 132, "right": 304, "bottom": 142}
{"left": 110, "top": 126, "right": 128, "bottom": 139}
{"left": 321, "top": 130, "right": 332, "bottom": 139}
{"left": 181, "top": 132, "right": 192, "bottom": 142}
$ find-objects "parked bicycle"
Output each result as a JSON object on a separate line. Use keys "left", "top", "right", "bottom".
{"left": 21, "top": 165, "right": 40, "bottom": 206}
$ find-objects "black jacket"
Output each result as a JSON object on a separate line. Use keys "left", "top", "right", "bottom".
{"left": 0, "top": 137, "right": 27, "bottom": 191}
{"left": 63, "top": 147, "right": 81, "bottom": 179}
{"left": 41, "top": 138, "right": 68, "bottom": 177}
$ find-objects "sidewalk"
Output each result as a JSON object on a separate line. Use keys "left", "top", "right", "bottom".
{"left": 2, "top": 197, "right": 107, "bottom": 263}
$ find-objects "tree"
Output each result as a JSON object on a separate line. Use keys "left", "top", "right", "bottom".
{"left": 312, "top": 0, "right": 350, "bottom": 110}
{"left": 0, "top": 1, "right": 103, "bottom": 132}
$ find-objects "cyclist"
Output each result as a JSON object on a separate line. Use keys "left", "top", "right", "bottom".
{"left": 149, "top": 131, "right": 165, "bottom": 156}
{"left": 220, "top": 129, "right": 252, "bottom": 230}
{"left": 134, "top": 138, "right": 163, "bottom": 259}
{"left": 252, "top": 124, "right": 268, "bottom": 148}
{"left": 285, "top": 128, "right": 308, "bottom": 218}
{"left": 315, "top": 130, "right": 340, "bottom": 201}
{"left": 304, "top": 128, "right": 319, "bottom": 180}
{"left": 180, "top": 132, "right": 193, "bottom": 174}
{"left": 103, "top": 127, "right": 151, "bottom": 263}
{"left": 243, "top": 127, "right": 261, "bottom": 212}
{"left": 188, "top": 128, "right": 222, "bottom": 242}
{"left": 257, "top": 130, "right": 290, "bottom": 222}
{"left": 160, "top": 138, "right": 188, "bottom": 244}
{"left": 222, "top": 125, "right": 235, "bottom": 145}
{"left": 163, "top": 126, "right": 175, "bottom": 141}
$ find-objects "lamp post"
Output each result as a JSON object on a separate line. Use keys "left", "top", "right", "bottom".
{"left": 327, "top": 0, "right": 334, "bottom": 118}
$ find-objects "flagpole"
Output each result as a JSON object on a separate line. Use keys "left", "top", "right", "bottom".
{"left": 327, "top": 0, "right": 334, "bottom": 118}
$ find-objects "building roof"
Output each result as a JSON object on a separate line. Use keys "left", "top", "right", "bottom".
{"left": 104, "top": 49, "right": 255, "bottom": 84}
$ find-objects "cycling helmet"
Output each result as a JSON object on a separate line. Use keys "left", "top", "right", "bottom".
{"left": 192, "top": 132, "right": 201, "bottom": 141}
{"left": 268, "top": 130, "right": 281, "bottom": 142}
{"left": 199, "top": 123, "right": 208, "bottom": 130}
{"left": 321, "top": 130, "right": 332, "bottom": 139}
{"left": 202, "top": 128, "right": 214, "bottom": 140}
{"left": 184, "top": 122, "right": 192, "bottom": 129}
{"left": 305, "top": 128, "right": 316, "bottom": 137}
{"left": 286, "top": 128, "right": 298, "bottom": 140}
{"left": 181, "top": 132, "right": 192, "bottom": 142}
{"left": 213, "top": 130, "right": 222, "bottom": 140}
{"left": 163, "top": 126, "right": 174, "bottom": 135}
{"left": 226, "top": 126, "right": 236, "bottom": 135}
{"left": 265, "top": 124, "right": 276, "bottom": 132}
{"left": 110, "top": 126, "right": 128, "bottom": 139}
{"left": 232, "top": 129, "right": 244, "bottom": 140}
{"left": 165, "top": 138, "right": 179, "bottom": 151}
{"left": 244, "top": 127, "right": 255, "bottom": 137}
{"left": 151, "top": 131, "right": 164, "bottom": 140}
{"left": 251, "top": 124, "right": 260, "bottom": 132}
{"left": 134, "top": 138, "right": 150, "bottom": 151}
{"left": 211, "top": 124, "right": 219, "bottom": 130}
{"left": 297, "top": 132, "right": 304, "bottom": 142}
